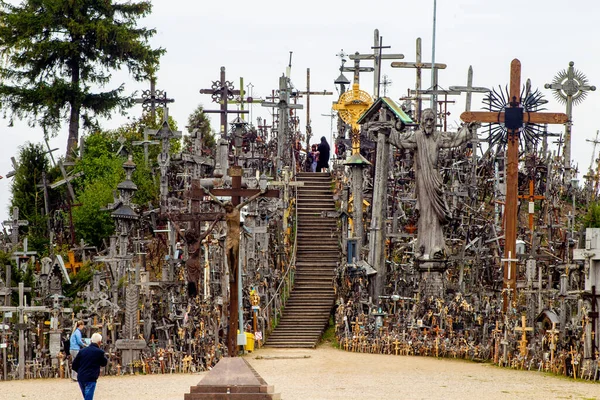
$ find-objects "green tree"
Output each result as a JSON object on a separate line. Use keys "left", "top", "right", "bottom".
{"left": 0, "top": 0, "right": 164, "bottom": 159}
{"left": 10, "top": 142, "right": 53, "bottom": 253}
{"left": 185, "top": 104, "right": 215, "bottom": 153}
{"left": 583, "top": 201, "right": 600, "bottom": 228}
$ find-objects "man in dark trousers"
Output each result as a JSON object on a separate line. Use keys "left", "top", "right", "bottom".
{"left": 73, "top": 332, "right": 107, "bottom": 400}
{"left": 316, "top": 136, "right": 330, "bottom": 172}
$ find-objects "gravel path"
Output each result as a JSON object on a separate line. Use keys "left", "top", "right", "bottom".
{"left": 0, "top": 345, "right": 598, "bottom": 399}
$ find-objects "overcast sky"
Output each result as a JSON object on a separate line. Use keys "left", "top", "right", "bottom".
{"left": 1, "top": 0, "right": 599, "bottom": 225}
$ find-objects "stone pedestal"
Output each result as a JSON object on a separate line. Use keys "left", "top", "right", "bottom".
{"left": 185, "top": 358, "right": 280, "bottom": 400}
{"left": 417, "top": 260, "right": 447, "bottom": 298}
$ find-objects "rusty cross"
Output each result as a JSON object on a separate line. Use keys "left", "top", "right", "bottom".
{"left": 461, "top": 59, "right": 568, "bottom": 311}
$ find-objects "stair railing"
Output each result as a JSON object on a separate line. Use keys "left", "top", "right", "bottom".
{"left": 260, "top": 165, "right": 299, "bottom": 337}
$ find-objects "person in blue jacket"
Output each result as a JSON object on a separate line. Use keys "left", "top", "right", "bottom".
{"left": 72, "top": 332, "right": 108, "bottom": 400}
{"left": 69, "top": 320, "right": 86, "bottom": 381}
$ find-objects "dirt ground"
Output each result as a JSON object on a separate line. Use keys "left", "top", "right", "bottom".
{"left": 0, "top": 345, "right": 598, "bottom": 400}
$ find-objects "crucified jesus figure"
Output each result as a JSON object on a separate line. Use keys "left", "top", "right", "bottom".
{"left": 202, "top": 186, "right": 266, "bottom": 283}
{"left": 390, "top": 108, "right": 479, "bottom": 260}
{"left": 168, "top": 216, "right": 221, "bottom": 297}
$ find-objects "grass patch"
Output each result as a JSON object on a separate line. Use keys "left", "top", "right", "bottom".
{"left": 320, "top": 316, "right": 339, "bottom": 348}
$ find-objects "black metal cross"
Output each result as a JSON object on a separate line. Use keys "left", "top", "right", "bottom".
{"left": 199, "top": 67, "right": 249, "bottom": 134}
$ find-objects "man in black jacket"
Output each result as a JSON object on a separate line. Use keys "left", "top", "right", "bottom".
{"left": 72, "top": 332, "right": 107, "bottom": 400}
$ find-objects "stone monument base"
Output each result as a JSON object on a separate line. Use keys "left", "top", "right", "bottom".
{"left": 184, "top": 357, "right": 280, "bottom": 400}
{"left": 417, "top": 260, "right": 448, "bottom": 298}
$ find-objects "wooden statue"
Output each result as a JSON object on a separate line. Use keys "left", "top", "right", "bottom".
{"left": 202, "top": 186, "right": 266, "bottom": 282}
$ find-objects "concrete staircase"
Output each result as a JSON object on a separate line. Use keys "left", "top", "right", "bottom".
{"left": 264, "top": 172, "right": 338, "bottom": 348}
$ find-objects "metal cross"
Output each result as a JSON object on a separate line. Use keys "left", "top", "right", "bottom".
{"left": 545, "top": 61, "right": 596, "bottom": 180}
{"left": 199, "top": 67, "right": 249, "bottom": 134}
{"left": 134, "top": 77, "right": 174, "bottom": 122}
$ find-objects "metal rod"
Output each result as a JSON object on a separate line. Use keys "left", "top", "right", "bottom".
{"left": 430, "top": 0, "right": 438, "bottom": 109}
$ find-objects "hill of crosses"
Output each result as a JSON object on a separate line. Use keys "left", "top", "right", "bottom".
{"left": 0, "top": 20, "right": 599, "bottom": 383}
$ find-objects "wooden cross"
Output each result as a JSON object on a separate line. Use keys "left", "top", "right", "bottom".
{"left": 518, "top": 179, "right": 545, "bottom": 237}
{"left": 391, "top": 37, "right": 447, "bottom": 121}
{"left": 0, "top": 282, "right": 48, "bottom": 380}
{"left": 547, "top": 321, "right": 560, "bottom": 366}
{"left": 5, "top": 156, "right": 18, "bottom": 179}
{"left": 393, "top": 337, "right": 401, "bottom": 356}
{"left": 200, "top": 67, "right": 249, "bottom": 134}
{"left": 348, "top": 30, "right": 404, "bottom": 97}
{"left": 461, "top": 59, "right": 568, "bottom": 311}
{"left": 297, "top": 68, "right": 333, "bottom": 149}
{"left": 2, "top": 207, "right": 28, "bottom": 249}
{"left": 586, "top": 285, "right": 599, "bottom": 358}
{"left": 267, "top": 167, "right": 304, "bottom": 239}
{"left": 51, "top": 161, "right": 84, "bottom": 244}
{"left": 449, "top": 65, "right": 491, "bottom": 112}
{"left": 12, "top": 237, "right": 37, "bottom": 271}
{"left": 132, "top": 127, "right": 160, "bottom": 167}
{"left": 342, "top": 53, "right": 374, "bottom": 87}
{"left": 513, "top": 314, "right": 533, "bottom": 357}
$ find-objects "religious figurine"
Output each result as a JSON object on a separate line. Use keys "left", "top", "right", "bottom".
{"left": 390, "top": 108, "right": 479, "bottom": 260}
{"left": 169, "top": 216, "right": 221, "bottom": 297}
{"left": 202, "top": 186, "right": 266, "bottom": 283}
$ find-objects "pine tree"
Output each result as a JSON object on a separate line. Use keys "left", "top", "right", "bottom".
{"left": 0, "top": 0, "right": 164, "bottom": 159}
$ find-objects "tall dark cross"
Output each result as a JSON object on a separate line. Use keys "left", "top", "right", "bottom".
{"left": 460, "top": 59, "right": 568, "bottom": 311}
{"left": 391, "top": 37, "right": 447, "bottom": 121}
{"left": 298, "top": 68, "right": 333, "bottom": 150}
{"left": 349, "top": 30, "right": 404, "bottom": 97}
{"left": 186, "top": 166, "right": 279, "bottom": 357}
{"left": 50, "top": 161, "right": 84, "bottom": 244}
{"left": 200, "top": 67, "right": 249, "bottom": 135}
{"left": 134, "top": 77, "right": 174, "bottom": 122}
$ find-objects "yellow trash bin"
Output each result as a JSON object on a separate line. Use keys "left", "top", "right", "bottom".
{"left": 245, "top": 332, "right": 255, "bottom": 352}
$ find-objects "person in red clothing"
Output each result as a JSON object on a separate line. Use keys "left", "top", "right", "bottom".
{"left": 73, "top": 332, "right": 107, "bottom": 400}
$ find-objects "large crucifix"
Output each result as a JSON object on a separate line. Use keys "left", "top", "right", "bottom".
{"left": 200, "top": 67, "right": 249, "bottom": 135}
{"left": 460, "top": 59, "right": 568, "bottom": 311}
{"left": 188, "top": 166, "right": 279, "bottom": 357}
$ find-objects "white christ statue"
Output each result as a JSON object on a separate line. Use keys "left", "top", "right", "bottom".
{"left": 390, "top": 108, "right": 479, "bottom": 260}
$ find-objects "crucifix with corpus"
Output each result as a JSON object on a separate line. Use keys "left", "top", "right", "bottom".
{"left": 189, "top": 166, "right": 279, "bottom": 356}
{"left": 460, "top": 59, "right": 568, "bottom": 311}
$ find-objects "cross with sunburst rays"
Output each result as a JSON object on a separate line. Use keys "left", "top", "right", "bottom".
{"left": 544, "top": 61, "right": 596, "bottom": 179}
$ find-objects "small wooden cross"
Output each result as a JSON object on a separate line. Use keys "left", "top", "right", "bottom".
{"left": 518, "top": 178, "right": 545, "bottom": 237}
{"left": 393, "top": 337, "right": 401, "bottom": 356}
{"left": 513, "top": 315, "right": 533, "bottom": 357}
